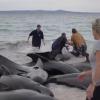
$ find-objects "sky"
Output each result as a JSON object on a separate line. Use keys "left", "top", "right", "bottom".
{"left": 0, "top": 0, "right": 100, "bottom": 12}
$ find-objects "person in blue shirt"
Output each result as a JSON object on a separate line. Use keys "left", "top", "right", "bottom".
{"left": 28, "top": 25, "right": 44, "bottom": 48}
{"left": 51, "top": 33, "right": 68, "bottom": 59}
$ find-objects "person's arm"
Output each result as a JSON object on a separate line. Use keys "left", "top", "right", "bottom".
{"left": 86, "top": 82, "right": 95, "bottom": 100}
{"left": 65, "top": 37, "right": 69, "bottom": 45}
{"left": 94, "top": 51, "right": 100, "bottom": 82}
{"left": 70, "top": 36, "right": 74, "bottom": 45}
{"left": 27, "top": 31, "right": 33, "bottom": 42}
{"left": 78, "top": 70, "right": 92, "bottom": 81}
{"left": 28, "top": 35, "right": 30, "bottom": 41}
{"left": 64, "top": 38, "right": 70, "bottom": 50}
{"left": 41, "top": 31, "right": 45, "bottom": 45}
{"left": 65, "top": 39, "right": 72, "bottom": 46}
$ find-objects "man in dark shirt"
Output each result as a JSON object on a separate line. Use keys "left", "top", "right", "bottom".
{"left": 28, "top": 25, "right": 44, "bottom": 48}
{"left": 51, "top": 33, "right": 68, "bottom": 59}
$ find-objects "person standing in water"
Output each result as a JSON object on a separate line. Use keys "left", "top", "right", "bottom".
{"left": 78, "top": 19, "right": 100, "bottom": 100}
{"left": 71, "top": 28, "right": 89, "bottom": 62}
{"left": 28, "top": 25, "right": 45, "bottom": 48}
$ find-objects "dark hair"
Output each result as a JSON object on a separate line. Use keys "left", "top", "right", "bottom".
{"left": 72, "top": 28, "right": 77, "bottom": 33}
{"left": 37, "top": 25, "right": 41, "bottom": 27}
{"left": 61, "top": 33, "right": 66, "bottom": 36}
{"left": 92, "top": 19, "right": 100, "bottom": 34}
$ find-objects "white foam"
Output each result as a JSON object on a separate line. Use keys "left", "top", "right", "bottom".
{"left": 19, "top": 41, "right": 52, "bottom": 54}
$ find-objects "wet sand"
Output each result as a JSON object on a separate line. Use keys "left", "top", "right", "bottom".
{"left": 49, "top": 83, "right": 86, "bottom": 100}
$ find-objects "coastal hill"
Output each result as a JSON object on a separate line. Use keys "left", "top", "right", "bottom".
{"left": 0, "top": 10, "right": 99, "bottom": 14}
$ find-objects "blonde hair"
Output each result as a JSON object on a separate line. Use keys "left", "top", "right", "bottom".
{"left": 92, "top": 18, "right": 100, "bottom": 34}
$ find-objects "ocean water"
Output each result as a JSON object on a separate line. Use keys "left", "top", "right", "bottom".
{"left": 0, "top": 11, "right": 99, "bottom": 55}
{"left": 0, "top": 11, "right": 100, "bottom": 42}
{"left": 0, "top": 11, "right": 100, "bottom": 100}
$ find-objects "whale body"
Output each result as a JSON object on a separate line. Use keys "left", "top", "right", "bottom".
{"left": 0, "top": 89, "right": 57, "bottom": 100}
{"left": 0, "top": 75, "right": 54, "bottom": 97}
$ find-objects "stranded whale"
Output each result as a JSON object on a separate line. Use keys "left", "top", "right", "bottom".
{"left": 46, "top": 73, "right": 91, "bottom": 90}
{"left": 0, "top": 89, "right": 57, "bottom": 100}
{"left": 0, "top": 75, "right": 54, "bottom": 97}
{"left": 0, "top": 55, "right": 48, "bottom": 84}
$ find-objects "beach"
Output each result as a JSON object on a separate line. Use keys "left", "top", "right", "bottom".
{"left": 49, "top": 83, "right": 85, "bottom": 100}
{"left": 0, "top": 42, "right": 86, "bottom": 100}
{"left": 0, "top": 10, "right": 100, "bottom": 100}
{"left": 0, "top": 40, "right": 86, "bottom": 100}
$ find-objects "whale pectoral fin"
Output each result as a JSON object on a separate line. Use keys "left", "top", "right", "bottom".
{"left": 0, "top": 83, "right": 9, "bottom": 91}
{"left": 44, "top": 77, "right": 57, "bottom": 84}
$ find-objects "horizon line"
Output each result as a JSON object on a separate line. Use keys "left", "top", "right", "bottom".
{"left": 0, "top": 9, "right": 100, "bottom": 13}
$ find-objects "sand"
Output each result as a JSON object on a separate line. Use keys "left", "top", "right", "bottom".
{"left": 49, "top": 83, "right": 86, "bottom": 100}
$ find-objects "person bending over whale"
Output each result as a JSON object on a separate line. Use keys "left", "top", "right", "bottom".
{"left": 28, "top": 25, "right": 45, "bottom": 48}
{"left": 50, "top": 33, "right": 68, "bottom": 60}
{"left": 71, "top": 28, "right": 89, "bottom": 62}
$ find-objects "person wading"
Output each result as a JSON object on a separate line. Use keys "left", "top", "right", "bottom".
{"left": 28, "top": 25, "right": 45, "bottom": 48}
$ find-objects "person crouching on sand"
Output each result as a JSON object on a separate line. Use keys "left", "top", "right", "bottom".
{"left": 78, "top": 18, "right": 100, "bottom": 100}
{"left": 71, "top": 28, "right": 89, "bottom": 62}
{"left": 28, "top": 25, "right": 45, "bottom": 48}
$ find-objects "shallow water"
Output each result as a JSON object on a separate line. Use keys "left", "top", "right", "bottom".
{"left": 0, "top": 11, "right": 100, "bottom": 42}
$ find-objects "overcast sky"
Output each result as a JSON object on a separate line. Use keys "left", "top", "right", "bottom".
{"left": 0, "top": 0, "right": 100, "bottom": 12}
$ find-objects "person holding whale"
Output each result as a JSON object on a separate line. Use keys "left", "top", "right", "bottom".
{"left": 28, "top": 25, "right": 45, "bottom": 48}
{"left": 51, "top": 33, "right": 68, "bottom": 59}
{"left": 71, "top": 28, "right": 89, "bottom": 62}
{"left": 78, "top": 19, "right": 100, "bottom": 100}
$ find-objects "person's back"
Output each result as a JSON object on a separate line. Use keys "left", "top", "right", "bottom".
{"left": 71, "top": 28, "right": 89, "bottom": 62}
{"left": 71, "top": 32, "right": 86, "bottom": 48}
{"left": 51, "top": 33, "right": 68, "bottom": 59}
{"left": 52, "top": 33, "right": 67, "bottom": 52}
{"left": 52, "top": 37, "right": 63, "bottom": 51}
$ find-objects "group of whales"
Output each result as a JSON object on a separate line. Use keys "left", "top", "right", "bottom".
{"left": 0, "top": 51, "right": 91, "bottom": 100}
{"left": 0, "top": 55, "right": 56, "bottom": 100}
{"left": 27, "top": 52, "right": 91, "bottom": 89}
